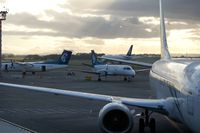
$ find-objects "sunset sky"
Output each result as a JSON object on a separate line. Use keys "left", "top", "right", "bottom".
{"left": 1, "top": 0, "right": 200, "bottom": 55}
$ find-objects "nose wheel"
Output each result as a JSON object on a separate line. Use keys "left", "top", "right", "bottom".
{"left": 139, "top": 109, "right": 156, "bottom": 133}
{"left": 98, "top": 74, "right": 101, "bottom": 81}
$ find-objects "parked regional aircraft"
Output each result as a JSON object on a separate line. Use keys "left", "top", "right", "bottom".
{"left": 81, "top": 50, "right": 136, "bottom": 81}
{"left": 2, "top": 50, "right": 72, "bottom": 74}
{"left": 0, "top": 0, "right": 199, "bottom": 133}
{"left": 100, "top": 45, "right": 134, "bottom": 60}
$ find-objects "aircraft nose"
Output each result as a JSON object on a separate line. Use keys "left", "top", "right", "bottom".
{"left": 132, "top": 70, "right": 136, "bottom": 77}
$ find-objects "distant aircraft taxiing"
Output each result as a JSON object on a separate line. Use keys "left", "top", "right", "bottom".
{"left": 0, "top": 0, "right": 200, "bottom": 133}
{"left": 80, "top": 50, "right": 136, "bottom": 81}
{"left": 98, "top": 45, "right": 152, "bottom": 67}
{"left": 100, "top": 45, "right": 134, "bottom": 60}
{"left": 2, "top": 50, "right": 72, "bottom": 74}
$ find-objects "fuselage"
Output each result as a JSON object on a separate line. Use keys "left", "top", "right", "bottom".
{"left": 102, "top": 55, "right": 132, "bottom": 60}
{"left": 150, "top": 58, "right": 200, "bottom": 132}
{"left": 2, "top": 62, "right": 68, "bottom": 72}
{"left": 94, "top": 64, "right": 135, "bottom": 77}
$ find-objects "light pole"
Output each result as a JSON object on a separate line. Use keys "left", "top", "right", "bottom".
{"left": 0, "top": 9, "right": 8, "bottom": 76}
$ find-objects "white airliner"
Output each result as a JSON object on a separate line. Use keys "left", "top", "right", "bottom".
{"left": 0, "top": 0, "right": 199, "bottom": 133}
{"left": 1, "top": 50, "right": 72, "bottom": 74}
{"left": 80, "top": 50, "right": 136, "bottom": 81}
{"left": 100, "top": 45, "right": 134, "bottom": 60}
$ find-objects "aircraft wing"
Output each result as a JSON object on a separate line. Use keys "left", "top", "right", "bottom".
{"left": 99, "top": 57, "right": 152, "bottom": 68}
{"left": 73, "top": 69, "right": 100, "bottom": 75}
{"left": 0, "top": 82, "right": 170, "bottom": 115}
{"left": 135, "top": 68, "right": 150, "bottom": 72}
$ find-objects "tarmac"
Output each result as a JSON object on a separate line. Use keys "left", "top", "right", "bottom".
{"left": 0, "top": 66, "right": 192, "bottom": 133}
{"left": 0, "top": 118, "right": 36, "bottom": 133}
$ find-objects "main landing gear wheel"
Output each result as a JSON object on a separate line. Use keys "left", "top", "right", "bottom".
{"left": 98, "top": 75, "right": 101, "bottom": 81}
{"left": 149, "top": 118, "right": 156, "bottom": 133}
{"left": 32, "top": 72, "right": 36, "bottom": 75}
{"left": 138, "top": 109, "right": 156, "bottom": 133}
{"left": 139, "top": 118, "right": 145, "bottom": 133}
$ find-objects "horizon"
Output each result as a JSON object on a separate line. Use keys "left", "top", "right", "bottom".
{"left": 2, "top": 52, "right": 200, "bottom": 58}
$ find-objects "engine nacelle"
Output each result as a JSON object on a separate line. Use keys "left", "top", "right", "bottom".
{"left": 98, "top": 103, "right": 133, "bottom": 133}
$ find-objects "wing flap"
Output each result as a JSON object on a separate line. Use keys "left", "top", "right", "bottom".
{"left": 121, "top": 97, "right": 170, "bottom": 115}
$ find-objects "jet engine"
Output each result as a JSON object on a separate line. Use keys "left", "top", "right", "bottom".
{"left": 98, "top": 102, "right": 133, "bottom": 133}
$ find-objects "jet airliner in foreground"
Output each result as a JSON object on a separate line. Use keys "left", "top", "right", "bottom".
{"left": 80, "top": 50, "right": 136, "bottom": 81}
{"left": 1, "top": 50, "right": 72, "bottom": 74}
{"left": 0, "top": 0, "right": 199, "bottom": 133}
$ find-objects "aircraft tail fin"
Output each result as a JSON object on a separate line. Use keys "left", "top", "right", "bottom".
{"left": 126, "top": 45, "right": 133, "bottom": 56}
{"left": 91, "top": 50, "right": 103, "bottom": 66}
{"left": 160, "top": 0, "right": 171, "bottom": 59}
{"left": 57, "top": 50, "right": 72, "bottom": 65}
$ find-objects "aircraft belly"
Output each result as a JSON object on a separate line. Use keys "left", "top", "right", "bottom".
{"left": 186, "top": 97, "right": 200, "bottom": 133}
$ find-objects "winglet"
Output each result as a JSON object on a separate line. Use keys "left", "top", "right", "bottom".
{"left": 126, "top": 45, "right": 133, "bottom": 56}
{"left": 160, "top": 0, "right": 171, "bottom": 59}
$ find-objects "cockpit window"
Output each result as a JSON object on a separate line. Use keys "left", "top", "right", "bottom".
{"left": 123, "top": 67, "right": 131, "bottom": 70}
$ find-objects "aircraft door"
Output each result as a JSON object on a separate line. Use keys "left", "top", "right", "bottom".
{"left": 41, "top": 66, "right": 46, "bottom": 72}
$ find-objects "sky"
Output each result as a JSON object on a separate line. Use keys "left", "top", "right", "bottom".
{"left": 0, "top": 0, "right": 200, "bottom": 55}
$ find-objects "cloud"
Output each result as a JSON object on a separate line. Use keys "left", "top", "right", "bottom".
{"left": 3, "top": 0, "right": 200, "bottom": 40}
{"left": 5, "top": 11, "right": 160, "bottom": 39}
{"left": 1, "top": 0, "right": 6, "bottom": 4}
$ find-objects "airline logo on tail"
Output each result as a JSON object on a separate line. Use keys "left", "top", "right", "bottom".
{"left": 91, "top": 50, "right": 103, "bottom": 66}
{"left": 58, "top": 50, "right": 72, "bottom": 65}
{"left": 61, "top": 52, "right": 69, "bottom": 63}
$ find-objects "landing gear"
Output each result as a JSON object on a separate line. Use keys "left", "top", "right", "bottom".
{"left": 138, "top": 109, "right": 156, "bottom": 133}
{"left": 32, "top": 72, "right": 36, "bottom": 75}
{"left": 98, "top": 75, "right": 101, "bottom": 81}
{"left": 124, "top": 77, "right": 127, "bottom": 81}
{"left": 139, "top": 118, "right": 145, "bottom": 133}
{"left": 124, "top": 77, "right": 132, "bottom": 82}
{"left": 149, "top": 118, "right": 156, "bottom": 133}
{"left": 4, "top": 64, "right": 8, "bottom": 71}
{"left": 22, "top": 72, "right": 26, "bottom": 78}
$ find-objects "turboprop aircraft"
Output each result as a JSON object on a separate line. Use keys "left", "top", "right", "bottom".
{"left": 80, "top": 50, "right": 136, "bottom": 81}
{"left": 2, "top": 50, "right": 72, "bottom": 74}
{"left": 0, "top": 0, "right": 199, "bottom": 133}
